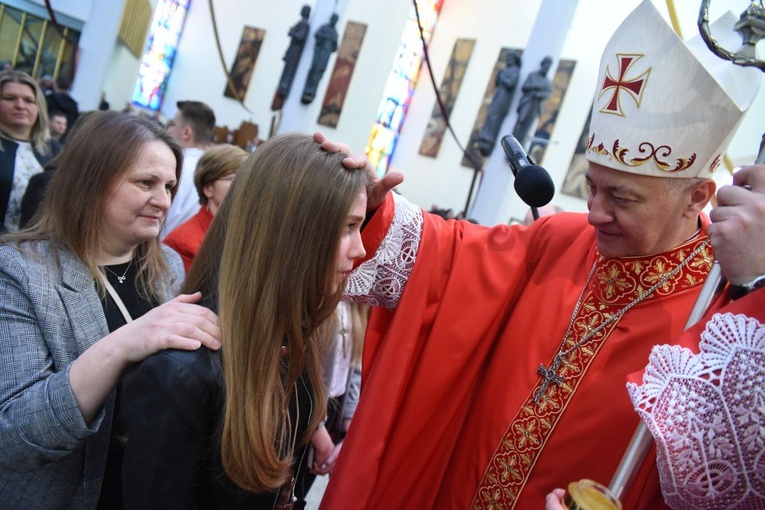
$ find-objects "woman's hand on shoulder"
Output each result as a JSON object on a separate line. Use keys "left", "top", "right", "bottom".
{"left": 113, "top": 291, "right": 220, "bottom": 363}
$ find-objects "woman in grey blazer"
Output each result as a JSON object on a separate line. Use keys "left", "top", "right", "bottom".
{"left": 0, "top": 112, "right": 220, "bottom": 509}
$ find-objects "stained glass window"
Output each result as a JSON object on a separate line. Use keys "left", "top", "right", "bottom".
{"left": 131, "top": 0, "right": 190, "bottom": 111}
{"left": 365, "top": 0, "right": 443, "bottom": 176}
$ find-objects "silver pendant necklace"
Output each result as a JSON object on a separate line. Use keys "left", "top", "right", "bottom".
{"left": 102, "top": 260, "right": 132, "bottom": 284}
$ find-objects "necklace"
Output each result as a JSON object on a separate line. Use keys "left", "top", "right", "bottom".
{"left": 533, "top": 239, "right": 710, "bottom": 405}
{"left": 102, "top": 260, "right": 132, "bottom": 284}
{"left": 338, "top": 304, "right": 349, "bottom": 358}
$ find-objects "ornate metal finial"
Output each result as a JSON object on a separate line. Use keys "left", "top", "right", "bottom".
{"left": 698, "top": 0, "right": 765, "bottom": 71}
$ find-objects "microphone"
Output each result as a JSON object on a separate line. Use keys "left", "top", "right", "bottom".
{"left": 500, "top": 135, "right": 555, "bottom": 211}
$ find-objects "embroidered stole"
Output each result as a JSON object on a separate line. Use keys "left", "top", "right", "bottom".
{"left": 471, "top": 236, "right": 714, "bottom": 509}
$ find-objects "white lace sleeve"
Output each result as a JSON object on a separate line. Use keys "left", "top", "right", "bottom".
{"left": 344, "top": 193, "right": 423, "bottom": 309}
{"left": 627, "top": 313, "right": 765, "bottom": 510}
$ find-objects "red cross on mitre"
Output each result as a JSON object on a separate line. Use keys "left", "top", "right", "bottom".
{"left": 598, "top": 53, "right": 651, "bottom": 117}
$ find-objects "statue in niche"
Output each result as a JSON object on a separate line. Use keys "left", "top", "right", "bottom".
{"left": 512, "top": 56, "right": 553, "bottom": 147}
{"left": 276, "top": 5, "right": 311, "bottom": 99}
{"left": 476, "top": 51, "right": 521, "bottom": 157}
{"left": 301, "top": 13, "right": 339, "bottom": 104}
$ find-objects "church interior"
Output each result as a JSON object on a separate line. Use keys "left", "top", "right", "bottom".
{"left": 2, "top": 0, "right": 762, "bottom": 224}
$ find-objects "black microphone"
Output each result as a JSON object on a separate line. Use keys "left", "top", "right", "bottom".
{"left": 500, "top": 135, "right": 555, "bottom": 211}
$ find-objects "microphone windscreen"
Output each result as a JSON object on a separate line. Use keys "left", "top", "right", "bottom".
{"left": 514, "top": 165, "right": 555, "bottom": 207}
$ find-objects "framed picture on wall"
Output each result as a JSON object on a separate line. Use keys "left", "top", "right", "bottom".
{"left": 224, "top": 26, "right": 265, "bottom": 102}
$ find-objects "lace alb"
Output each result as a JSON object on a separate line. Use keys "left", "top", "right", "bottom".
{"left": 628, "top": 312, "right": 765, "bottom": 509}
{"left": 345, "top": 193, "right": 422, "bottom": 309}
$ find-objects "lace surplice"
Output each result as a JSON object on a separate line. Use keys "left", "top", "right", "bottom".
{"left": 628, "top": 312, "right": 765, "bottom": 510}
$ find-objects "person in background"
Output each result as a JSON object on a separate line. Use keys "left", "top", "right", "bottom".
{"left": 0, "top": 69, "right": 60, "bottom": 233}
{"left": 164, "top": 100, "right": 216, "bottom": 236}
{"left": 48, "top": 110, "right": 67, "bottom": 142}
{"left": 120, "top": 133, "right": 368, "bottom": 509}
{"left": 45, "top": 75, "right": 79, "bottom": 141}
{"left": 164, "top": 143, "right": 248, "bottom": 272}
{"left": 99, "top": 92, "right": 110, "bottom": 111}
{"left": 38, "top": 74, "right": 54, "bottom": 96}
{"left": 0, "top": 110, "right": 220, "bottom": 509}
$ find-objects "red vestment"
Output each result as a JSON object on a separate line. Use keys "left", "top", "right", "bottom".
{"left": 163, "top": 206, "right": 213, "bottom": 273}
{"left": 323, "top": 194, "right": 713, "bottom": 510}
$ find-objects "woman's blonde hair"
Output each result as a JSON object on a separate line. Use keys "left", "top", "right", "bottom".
{"left": 193, "top": 143, "right": 248, "bottom": 205}
{"left": 9, "top": 111, "right": 183, "bottom": 302}
{"left": 0, "top": 69, "right": 51, "bottom": 154}
{"left": 183, "top": 132, "right": 369, "bottom": 492}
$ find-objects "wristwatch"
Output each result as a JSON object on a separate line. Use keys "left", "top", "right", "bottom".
{"left": 730, "top": 274, "right": 765, "bottom": 300}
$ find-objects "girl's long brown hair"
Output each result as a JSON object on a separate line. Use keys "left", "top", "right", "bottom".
{"left": 184, "top": 133, "right": 368, "bottom": 492}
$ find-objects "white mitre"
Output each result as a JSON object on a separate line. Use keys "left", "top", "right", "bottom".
{"left": 585, "top": 0, "right": 761, "bottom": 178}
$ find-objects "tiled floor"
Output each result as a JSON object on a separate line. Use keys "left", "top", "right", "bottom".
{"left": 304, "top": 472, "right": 328, "bottom": 509}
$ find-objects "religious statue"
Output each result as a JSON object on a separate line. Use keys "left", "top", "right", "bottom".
{"left": 276, "top": 5, "right": 311, "bottom": 99}
{"left": 512, "top": 56, "right": 553, "bottom": 148}
{"left": 476, "top": 51, "right": 522, "bottom": 157}
{"left": 301, "top": 13, "right": 339, "bottom": 105}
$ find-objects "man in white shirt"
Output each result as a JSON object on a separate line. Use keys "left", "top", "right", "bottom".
{"left": 163, "top": 100, "right": 216, "bottom": 237}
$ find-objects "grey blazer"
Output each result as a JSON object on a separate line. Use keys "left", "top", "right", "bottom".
{"left": 0, "top": 241, "right": 183, "bottom": 509}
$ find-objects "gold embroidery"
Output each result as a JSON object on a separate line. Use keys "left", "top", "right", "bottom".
{"left": 587, "top": 133, "right": 697, "bottom": 173}
{"left": 471, "top": 236, "right": 712, "bottom": 509}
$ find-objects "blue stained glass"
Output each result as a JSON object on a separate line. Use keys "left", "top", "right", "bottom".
{"left": 365, "top": 0, "right": 443, "bottom": 176}
{"left": 131, "top": 0, "right": 189, "bottom": 111}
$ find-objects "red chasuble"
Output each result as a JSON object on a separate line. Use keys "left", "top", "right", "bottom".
{"left": 324, "top": 194, "right": 713, "bottom": 510}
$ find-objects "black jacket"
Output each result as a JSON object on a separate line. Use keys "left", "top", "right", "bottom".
{"left": 121, "top": 335, "right": 313, "bottom": 509}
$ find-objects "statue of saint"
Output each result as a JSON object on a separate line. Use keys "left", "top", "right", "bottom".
{"left": 512, "top": 56, "right": 553, "bottom": 147}
{"left": 276, "top": 5, "right": 311, "bottom": 99}
{"left": 301, "top": 13, "right": 339, "bottom": 104}
{"left": 476, "top": 51, "right": 521, "bottom": 157}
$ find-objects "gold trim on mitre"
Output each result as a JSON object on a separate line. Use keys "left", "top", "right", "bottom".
{"left": 584, "top": 0, "right": 761, "bottom": 179}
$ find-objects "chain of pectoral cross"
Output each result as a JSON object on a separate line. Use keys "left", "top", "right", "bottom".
{"left": 533, "top": 239, "right": 711, "bottom": 405}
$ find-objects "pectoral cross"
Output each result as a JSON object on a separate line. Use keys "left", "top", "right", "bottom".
{"left": 534, "top": 355, "right": 565, "bottom": 405}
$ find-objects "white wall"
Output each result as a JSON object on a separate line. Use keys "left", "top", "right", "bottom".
{"left": 56, "top": 0, "right": 763, "bottom": 220}
{"left": 162, "top": 0, "right": 413, "bottom": 153}
{"left": 389, "top": 0, "right": 542, "bottom": 215}
{"left": 386, "top": 0, "right": 761, "bottom": 220}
